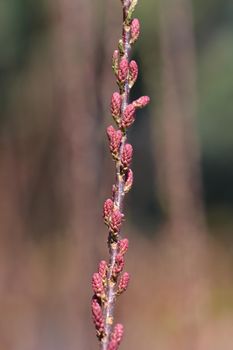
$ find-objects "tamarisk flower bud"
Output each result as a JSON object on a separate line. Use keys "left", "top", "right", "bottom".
{"left": 130, "top": 18, "right": 140, "bottom": 44}
{"left": 111, "top": 92, "right": 122, "bottom": 122}
{"left": 118, "top": 238, "right": 129, "bottom": 255}
{"left": 98, "top": 260, "right": 108, "bottom": 280}
{"left": 129, "top": 60, "right": 138, "bottom": 88}
{"left": 92, "top": 273, "right": 105, "bottom": 299}
{"left": 109, "top": 208, "right": 123, "bottom": 234}
{"left": 117, "top": 272, "right": 130, "bottom": 295}
{"left": 107, "top": 340, "right": 118, "bottom": 350}
{"left": 113, "top": 254, "right": 125, "bottom": 276}
{"left": 121, "top": 144, "right": 133, "bottom": 169}
{"left": 91, "top": 298, "right": 104, "bottom": 336}
{"left": 133, "top": 95, "right": 150, "bottom": 109}
{"left": 120, "top": 104, "right": 135, "bottom": 129}
{"left": 108, "top": 339, "right": 119, "bottom": 350}
{"left": 107, "top": 125, "right": 123, "bottom": 159}
{"left": 118, "top": 58, "right": 129, "bottom": 83}
{"left": 111, "top": 323, "right": 124, "bottom": 345}
{"left": 124, "top": 168, "right": 133, "bottom": 193}
{"left": 103, "top": 198, "right": 114, "bottom": 225}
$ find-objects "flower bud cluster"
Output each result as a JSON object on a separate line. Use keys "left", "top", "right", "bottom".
{"left": 92, "top": 272, "right": 106, "bottom": 300}
{"left": 103, "top": 199, "right": 124, "bottom": 234}
{"left": 107, "top": 324, "right": 124, "bottom": 350}
{"left": 91, "top": 264, "right": 108, "bottom": 339}
{"left": 130, "top": 18, "right": 140, "bottom": 44}
{"left": 118, "top": 238, "right": 129, "bottom": 255}
{"left": 129, "top": 60, "right": 138, "bottom": 88}
{"left": 107, "top": 125, "right": 122, "bottom": 160}
{"left": 92, "top": 298, "right": 105, "bottom": 338}
{"left": 111, "top": 93, "right": 122, "bottom": 123}
{"left": 118, "top": 58, "right": 129, "bottom": 84}
{"left": 121, "top": 104, "right": 136, "bottom": 129}
{"left": 98, "top": 260, "right": 108, "bottom": 280}
{"left": 121, "top": 143, "right": 133, "bottom": 169}
{"left": 113, "top": 254, "right": 125, "bottom": 276}
{"left": 117, "top": 272, "right": 130, "bottom": 295}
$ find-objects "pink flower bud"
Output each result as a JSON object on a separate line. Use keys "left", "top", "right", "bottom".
{"left": 109, "top": 208, "right": 123, "bottom": 233}
{"left": 111, "top": 323, "right": 124, "bottom": 345}
{"left": 118, "top": 58, "right": 129, "bottom": 83}
{"left": 118, "top": 238, "right": 129, "bottom": 255}
{"left": 91, "top": 298, "right": 104, "bottom": 334}
{"left": 111, "top": 92, "right": 122, "bottom": 120}
{"left": 107, "top": 323, "right": 124, "bottom": 349}
{"left": 117, "top": 272, "right": 130, "bottom": 294}
{"left": 130, "top": 18, "right": 140, "bottom": 44}
{"left": 107, "top": 125, "right": 123, "bottom": 158}
{"left": 92, "top": 273, "right": 105, "bottom": 298}
{"left": 121, "top": 144, "right": 133, "bottom": 169}
{"left": 124, "top": 168, "right": 133, "bottom": 193}
{"left": 121, "top": 104, "right": 136, "bottom": 129}
{"left": 106, "top": 125, "right": 115, "bottom": 138}
{"left": 107, "top": 339, "right": 118, "bottom": 350}
{"left": 129, "top": 60, "right": 138, "bottom": 88}
{"left": 103, "top": 198, "right": 114, "bottom": 224}
{"left": 133, "top": 96, "right": 150, "bottom": 109}
{"left": 98, "top": 260, "right": 108, "bottom": 279}
{"left": 113, "top": 254, "right": 125, "bottom": 275}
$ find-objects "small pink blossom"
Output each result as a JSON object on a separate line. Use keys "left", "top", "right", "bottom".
{"left": 111, "top": 323, "right": 124, "bottom": 345}
{"left": 98, "top": 260, "right": 108, "bottom": 279}
{"left": 109, "top": 208, "right": 123, "bottom": 233}
{"left": 130, "top": 18, "right": 140, "bottom": 44}
{"left": 121, "top": 104, "right": 136, "bottom": 129}
{"left": 118, "top": 58, "right": 129, "bottom": 83}
{"left": 129, "top": 60, "right": 138, "bottom": 88}
{"left": 91, "top": 298, "right": 104, "bottom": 334}
{"left": 111, "top": 92, "right": 122, "bottom": 120}
{"left": 118, "top": 238, "right": 129, "bottom": 255}
{"left": 133, "top": 95, "right": 150, "bottom": 109}
{"left": 103, "top": 198, "right": 114, "bottom": 224}
{"left": 121, "top": 144, "right": 133, "bottom": 169}
{"left": 107, "top": 339, "right": 118, "bottom": 350}
{"left": 92, "top": 273, "right": 105, "bottom": 298}
{"left": 106, "top": 125, "right": 122, "bottom": 158}
{"left": 117, "top": 272, "right": 130, "bottom": 295}
{"left": 113, "top": 254, "right": 125, "bottom": 275}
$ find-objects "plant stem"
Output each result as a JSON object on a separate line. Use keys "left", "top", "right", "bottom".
{"left": 101, "top": 6, "right": 132, "bottom": 349}
{"left": 92, "top": 1, "right": 150, "bottom": 349}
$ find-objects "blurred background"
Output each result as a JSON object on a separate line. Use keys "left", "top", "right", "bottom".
{"left": 0, "top": 0, "right": 233, "bottom": 349}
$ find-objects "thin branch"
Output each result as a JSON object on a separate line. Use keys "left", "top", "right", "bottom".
{"left": 91, "top": 1, "right": 150, "bottom": 349}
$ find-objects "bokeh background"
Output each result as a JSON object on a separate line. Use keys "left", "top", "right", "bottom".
{"left": 0, "top": 0, "right": 233, "bottom": 349}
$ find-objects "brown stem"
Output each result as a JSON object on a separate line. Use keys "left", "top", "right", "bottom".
{"left": 100, "top": 3, "right": 132, "bottom": 350}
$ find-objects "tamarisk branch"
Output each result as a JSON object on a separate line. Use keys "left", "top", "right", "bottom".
{"left": 91, "top": 1, "right": 150, "bottom": 349}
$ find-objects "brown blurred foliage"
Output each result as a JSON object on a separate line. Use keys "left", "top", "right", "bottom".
{"left": 0, "top": 0, "right": 233, "bottom": 349}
